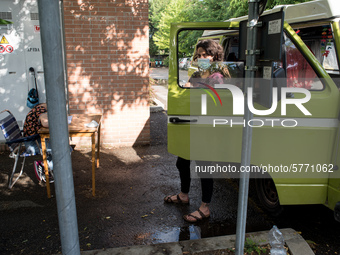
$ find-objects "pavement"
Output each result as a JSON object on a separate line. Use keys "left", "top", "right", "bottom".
{"left": 0, "top": 68, "right": 316, "bottom": 255}
{"left": 80, "top": 228, "right": 314, "bottom": 254}
{"left": 151, "top": 85, "right": 167, "bottom": 111}
{"left": 0, "top": 108, "right": 316, "bottom": 255}
{"left": 150, "top": 67, "right": 168, "bottom": 111}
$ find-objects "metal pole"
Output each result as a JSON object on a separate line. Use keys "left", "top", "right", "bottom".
{"left": 59, "top": 0, "right": 70, "bottom": 114}
{"left": 235, "top": 0, "right": 260, "bottom": 254}
{"left": 37, "top": 1, "right": 80, "bottom": 255}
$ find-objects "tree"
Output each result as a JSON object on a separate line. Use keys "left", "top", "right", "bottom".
{"left": 153, "top": 0, "right": 188, "bottom": 53}
{"left": 227, "top": 0, "right": 249, "bottom": 18}
{"left": 227, "top": 0, "right": 313, "bottom": 18}
{"left": 268, "top": 0, "right": 312, "bottom": 9}
{"left": 150, "top": 0, "right": 314, "bottom": 56}
{"left": 183, "top": 0, "right": 232, "bottom": 22}
{"left": 149, "top": 0, "right": 169, "bottom": 56}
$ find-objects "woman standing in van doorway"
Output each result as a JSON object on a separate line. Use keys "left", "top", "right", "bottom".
{"left": 164, "top": 39, "right": 231, "bottom": 223}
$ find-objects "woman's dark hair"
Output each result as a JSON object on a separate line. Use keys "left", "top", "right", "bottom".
{"left": 195, "top": 39, "right": 224, "bottom": 61}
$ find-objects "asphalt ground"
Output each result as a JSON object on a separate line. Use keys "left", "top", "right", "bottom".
{"left": 1, "top": 108, "right": 340, "bottom": 254}
{"left": 0, "top": 110, "right": 273, "bottom": 254}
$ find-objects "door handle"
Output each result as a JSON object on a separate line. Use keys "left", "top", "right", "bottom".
{"left": 169, "top": 117, "right": 197, "bottom": 123}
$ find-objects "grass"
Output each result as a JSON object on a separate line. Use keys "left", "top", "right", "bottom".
{"left": 192, "top": 238, "right": 291, "bottom": 255}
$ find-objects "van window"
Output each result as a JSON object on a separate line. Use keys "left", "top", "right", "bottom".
{"left": 177, "top": 30, "right": 204, "bottom": 87}
{"left": 177, "top": 30, "right": 243, "bottom": 88}
{"left": 224, "top": 37, "right": 239, "bottom": 61}
{"left": 284, "top": 33, "right": 324, "bottom": 90}
{"left": 178, "top": 29, "right": 325, "bottom": 91}
{"left": 295, "top": 25, "right": 339, "bottom": 74}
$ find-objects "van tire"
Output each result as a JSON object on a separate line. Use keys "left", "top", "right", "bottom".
{"left": 255, "top": 177, "right": 283, "bottom": 216}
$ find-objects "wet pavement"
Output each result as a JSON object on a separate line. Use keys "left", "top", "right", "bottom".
{"left": 0, "top": 109, "right": 340, "bottom": 254}
{"left": 0, "top": 110, "right": 271, "bottom": 254}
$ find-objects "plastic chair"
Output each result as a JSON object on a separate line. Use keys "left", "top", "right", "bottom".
{"left": 0, "top": 110, "right": 40, "bottom": 188}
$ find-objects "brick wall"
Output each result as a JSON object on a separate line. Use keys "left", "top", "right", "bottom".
{"left": 63, "top": 0, "right": 150, "bottom": 147}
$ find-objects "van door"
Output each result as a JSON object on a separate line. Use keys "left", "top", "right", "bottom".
{"left": 168, "top": 21, "right": 241, "bottom": 160}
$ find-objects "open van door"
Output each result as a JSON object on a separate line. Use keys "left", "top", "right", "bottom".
{"left": 168, "top": 21, "right": 241, "bottom": 160}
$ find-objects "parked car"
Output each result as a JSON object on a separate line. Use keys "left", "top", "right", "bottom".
{"left": 184, "top": 57, "right": 192, "bottom": 70}
{"left": 179, "top": 58, "right": 188, "bottom": 69}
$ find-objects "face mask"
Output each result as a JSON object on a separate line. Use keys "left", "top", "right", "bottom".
{"left": 197, "top": 58, "right": 211, "bottom": 70}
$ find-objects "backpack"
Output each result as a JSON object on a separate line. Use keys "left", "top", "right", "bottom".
{"left": 27, "top": 67, "right": 39, "bottom": 108}
{"left": 27, "top": 88, "right": 39, "bottom": 108}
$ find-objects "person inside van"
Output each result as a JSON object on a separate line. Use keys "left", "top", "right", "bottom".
{"left": 185, "top": 39, "right": 231, "bottom": 88}
{"left": 164, "top": 39, "right": 230, "bottom": 223}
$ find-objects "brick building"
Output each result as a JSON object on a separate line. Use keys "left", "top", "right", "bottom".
{"left": 63, "top": 0, "right": 150, "bottom": 147}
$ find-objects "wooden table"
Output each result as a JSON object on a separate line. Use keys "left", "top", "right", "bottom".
{"left": 38, "top": 114, "right": 102, "bottom": 198}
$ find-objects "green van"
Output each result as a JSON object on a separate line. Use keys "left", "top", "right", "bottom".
{"left": 167, "top": 0, "right": 340, "bottom": 219}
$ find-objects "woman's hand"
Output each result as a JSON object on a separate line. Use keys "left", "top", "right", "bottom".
{"left": 184, "top": 82, "right": 192, "bottom": 88}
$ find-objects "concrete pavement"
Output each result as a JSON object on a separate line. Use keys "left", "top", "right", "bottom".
{"left": 80, "top": 228, "right": 314, "bottom": 255}
{"left": 103, "top": 69, "right": 318, "bottom": 255}
{"left": 151, "top": 85, "right": 167, "bottom": 111}
{"left": 1, "top": 66, "right": 317, "bottom": 254}
{"left": 150, "top": 67, "right": 168, "bottom": 111}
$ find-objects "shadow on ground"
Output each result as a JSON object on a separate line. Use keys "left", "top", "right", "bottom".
{"left": 0, "top": 111, "right": 259, "bottom": 254}
{"left": 1, "top": 111, "right": 339, "bottom": 254}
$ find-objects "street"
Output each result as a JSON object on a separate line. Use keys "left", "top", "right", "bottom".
{"left": 150, "top": 67, "right": 189, "bottom": 81}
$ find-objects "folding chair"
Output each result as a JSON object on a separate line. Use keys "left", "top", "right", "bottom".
{"left": 0, "top": 110, "right": 40, "bottom": 188}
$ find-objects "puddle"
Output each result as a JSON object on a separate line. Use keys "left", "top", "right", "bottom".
{"left": 151, "top": 225, "right": 201, "bottom": 243}
{"left": 149, "top": 220, "right": 247, "bottom": 244}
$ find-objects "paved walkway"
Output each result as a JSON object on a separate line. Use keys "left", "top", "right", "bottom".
{"left": 150, "top": 67, "right": 168, "bottom": 111}
{"left": 151, "top": 85, "right": 168, "bottom": 110}
{"left": 150, "top": 67, "right": 169, "bottom": 80}
{"left": 80, "top": 228, "right": 314, "bottom": 255}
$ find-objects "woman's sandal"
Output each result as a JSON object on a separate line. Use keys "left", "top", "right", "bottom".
{"left": 164, "top": 194, "right": 189, "bottom": 204}
{"left": 183, "top": 208, "right": 210, "bottom": 223}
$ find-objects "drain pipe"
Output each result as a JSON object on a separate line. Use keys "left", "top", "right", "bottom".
{"left": 37, "top": 1, "right": 80, "bottom": 255}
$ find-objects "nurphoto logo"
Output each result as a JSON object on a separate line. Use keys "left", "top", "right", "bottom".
{"left": 200, "top": 84, "right": 311, "bottom": 128}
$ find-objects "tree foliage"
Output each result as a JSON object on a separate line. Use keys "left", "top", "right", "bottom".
{"left": 149, "top": 0, "right": 313, "bottom": 56}
{"left": 149, "top": 0, "right": 169, "bottom": 56}
{"left": 152, "top": 0, "right": 188, "bottom": 54}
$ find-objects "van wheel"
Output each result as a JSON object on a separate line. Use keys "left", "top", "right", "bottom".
{"left": 255, "top": 178, "right": 283, "bottom": 216}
